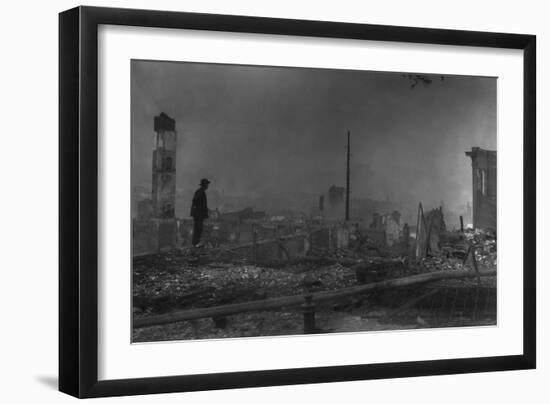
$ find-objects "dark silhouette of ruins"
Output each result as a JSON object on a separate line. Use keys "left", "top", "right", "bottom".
{"left": 465, "top": 147, "right": 497, "bottom": 231}
{"left": 133, "top": 113, "right": 178, "bottom": 255}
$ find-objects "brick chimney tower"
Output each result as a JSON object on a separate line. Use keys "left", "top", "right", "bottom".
{"left": 151, "top": 112, "right": 177, "bottom": 219}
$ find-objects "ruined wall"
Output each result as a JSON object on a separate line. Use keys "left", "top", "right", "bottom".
{"left": 237, "top": 223, "right": 254, "bottom": 244}
{"left": 256, "top": 225, "right": 278, "bottom": 240}
{"left": 364, "top": 228, "right": 386, "bottom": 246}
{"left": 133, "top": 218, "right": 177, "bottom": 256}
{"left": 328, "top": 185, "right": 345, "bottom": 207}
{"left": 465, "top": 147, "right": 497, "bottom": 231}
{"left": 137, "top": 199, "right": 153, "bottom": 221}
{"left": 308, "top": 225, "right": 350, "bottom": 250}
{"left": 310, "top": 227, "right": 331, "bottom": 250}
{"left": 155, "top": 219, "right": 177, "bottom": 251}
{"left": 231, "top": 233, "right": 310, "bottom": 261}
{"left": 132, "top": 113, "right": 178, "bottom": 257}
{"left": 332, "top": 226, "right": 350, "bottom": 249}
{"left": 384, "top": 218, "right": 401, "bottom": 247}
{"left": 133, "top": 219, "right": 156, "bottom": 256}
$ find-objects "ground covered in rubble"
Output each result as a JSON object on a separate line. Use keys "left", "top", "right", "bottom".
{"left": 133, "top": 251, "right": 358, "bottom": 342}
{"left": 132, "top": 233, "right": 497, "bottom": 343}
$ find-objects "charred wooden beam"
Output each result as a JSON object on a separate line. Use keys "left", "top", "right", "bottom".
{"left": 188, "top": 256, "right": 363, "bottom": 268}
{"left": 134, "top": 268, "right": 496, "bottom": 329}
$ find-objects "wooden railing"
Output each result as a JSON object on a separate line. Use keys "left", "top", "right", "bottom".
{"left": 134, "top": 268, "right": 496, "bottom": 331}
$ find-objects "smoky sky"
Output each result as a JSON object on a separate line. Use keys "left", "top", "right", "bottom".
{"left": 131, "top": 60, "right": 496, "bottom": 218}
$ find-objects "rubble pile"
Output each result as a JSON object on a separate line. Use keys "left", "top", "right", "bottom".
{"left": 133, "top": 219, "right": 498, "bottom": 341}
{"left": 414, "top": 228, "right": 496, "bottom": 287}
{"left": 133, "top": 250, "right": 357, "bottom": 317}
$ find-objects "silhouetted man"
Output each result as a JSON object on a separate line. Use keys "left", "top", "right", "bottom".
{"left": 190, "top": 178, "right": 210, "bottom": 247}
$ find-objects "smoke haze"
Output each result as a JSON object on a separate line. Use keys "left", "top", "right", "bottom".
{"left": 131, "top": 60, "right": 496, "bottom": 222}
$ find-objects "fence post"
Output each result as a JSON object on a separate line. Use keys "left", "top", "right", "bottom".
{"left": 252, "top": 224, "right": 258, "bottom": 264}
{"left": 302, "top": 295, "right": 316, "bottom": 334}
{"left": 212, "top": 316, "right": 227, "bottom": 329}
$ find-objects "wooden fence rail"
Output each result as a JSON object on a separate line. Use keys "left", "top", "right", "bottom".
{"left": 134, "top": 268, "right": 496, "bottom": 329}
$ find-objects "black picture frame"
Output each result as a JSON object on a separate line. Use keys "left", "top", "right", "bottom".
{"left": 59, "top": 5, "right": 536, "bottom": 398}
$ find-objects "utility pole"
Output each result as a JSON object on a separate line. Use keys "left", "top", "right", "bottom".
{"left": 345, "top": 130, "right": 350, "bottom": 221}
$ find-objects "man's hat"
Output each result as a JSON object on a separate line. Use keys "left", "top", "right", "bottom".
{"left": 200, "top": 178, "right": 210, "bottom": 186}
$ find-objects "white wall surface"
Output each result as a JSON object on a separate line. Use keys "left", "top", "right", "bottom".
{"left": 0, "top": 0, "right": 547, "bottom": 402}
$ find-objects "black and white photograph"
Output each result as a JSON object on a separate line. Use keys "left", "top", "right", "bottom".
{"left": 1, "top": 0, "right": 545, "bottom": 401}
{"left": 131, "top": 60, "right": 497, "bottom": 343}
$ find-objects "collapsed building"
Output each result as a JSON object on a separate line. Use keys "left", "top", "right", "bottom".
{"left": 328, "top": 185, "right": 345, "bottom": 208}
{"left": 360, "top": 211, "right": 407, "bottom": 248}
{"left": 410, "top": 147, "right": 496, "bottom": 260}
{"left": 133, "top": 129, "right": 496, "bottom": 265}
{"left": 414, "top": 204, "right": 446, "bottom": 259}
{"left": 177, "top": 207, "right": 271, "bottom": 247}
{"left": 133, "top": 139, "right": 498, "bottom": 340}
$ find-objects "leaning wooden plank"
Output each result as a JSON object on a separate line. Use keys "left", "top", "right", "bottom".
{"left": 185, "top": 253, "right": 404, "bottom": 269}
{"left": 133, "top": 269, "right": 496, "bottom": 329}
{"left": 189, "top": 256, "right": 362, "bottom": 268}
